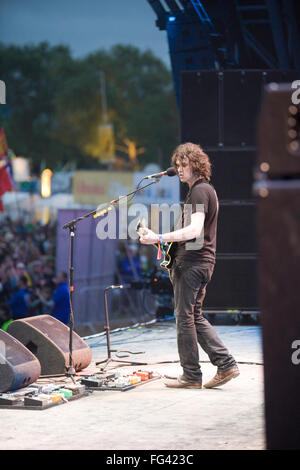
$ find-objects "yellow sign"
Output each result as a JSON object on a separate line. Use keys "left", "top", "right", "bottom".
{"left": 73, "top": 171, "right": 134, "bottom": 206}
{"left": 85, "top": 123, "right": 115, "bottom": 162}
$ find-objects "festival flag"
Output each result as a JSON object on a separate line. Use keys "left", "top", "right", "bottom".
{"left": 0, "top": 128, "right": 14, "bottom": 211}
{"left": 0, "top": 128, "right": 8, "bottom": 158}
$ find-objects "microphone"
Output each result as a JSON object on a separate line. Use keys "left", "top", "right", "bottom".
{"left": 145, "top": 167, "right": 176, "bottom": 180}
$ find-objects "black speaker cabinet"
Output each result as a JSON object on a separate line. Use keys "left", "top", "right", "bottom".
{"left": 181, "top": 70, "right": 299, "bottom": 148}
{"left": 180, "top": 70, "right": 219, "bottom": 146}
{"left": 180, "top": 150, "right": 256, "bottom": 202}
{"left": 258, "top": 182, "right": 300, "bottom": 449}
{"left": 210, "top": 150, "right": 256, "bottom": 200}
{"left": 7, "top": 315, "right": 92, "bottom": 376}
{"left": 0, "top": 330, "right": 41, "bottom": 393}
{"left": 217, "top": 202, "right": 257, "bottom": 254}
{"left": 257, "top": 83, "right": 300, "bottom": 178}
{"left": 204, "top": 256, "right": 258, "bottom": 310}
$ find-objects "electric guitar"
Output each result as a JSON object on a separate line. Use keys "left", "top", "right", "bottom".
{"left": 137, "top": 219, "right": 177, "bottom": 276}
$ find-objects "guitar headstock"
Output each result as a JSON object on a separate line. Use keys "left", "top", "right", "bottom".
{"left": 136, "top": 218, "right": 147, "bottom": 237}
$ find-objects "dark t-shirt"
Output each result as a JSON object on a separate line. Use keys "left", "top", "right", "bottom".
{"left": 173, "top": 179, "right": 219, "bottom": 264}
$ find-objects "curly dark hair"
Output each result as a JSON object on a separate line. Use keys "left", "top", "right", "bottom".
{"left": 171, "top": 142, "right": 211, "bottom": 181}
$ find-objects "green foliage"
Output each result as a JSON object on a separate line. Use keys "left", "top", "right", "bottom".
{"left": 0, "top": 42, "right": 179, "bottom": 173}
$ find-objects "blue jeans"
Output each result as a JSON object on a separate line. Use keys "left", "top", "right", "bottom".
{"left": 170, "top": 259, "right": 237, "bottom": 382}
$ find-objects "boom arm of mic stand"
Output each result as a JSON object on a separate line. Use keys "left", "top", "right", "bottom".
{"left": 91, "top": 178, "right": 160, "bottom": 219}
{"left": 62, "top": 208, "right": 98, "bottom": 230}
{"left": 63, "top": 178, "right": 160, "bottom": 229}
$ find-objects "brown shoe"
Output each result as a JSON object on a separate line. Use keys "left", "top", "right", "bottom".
{"left": 204, "top": 366, "right": 240, "bottom": 389}
{"left": 164, "top": 375, "right": 202, "bottom": 389}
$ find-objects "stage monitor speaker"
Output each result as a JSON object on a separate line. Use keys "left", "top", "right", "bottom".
{"left": 7, "top": 315, "right": 92, "bottom": 376}
{"left": 257, "top": 82, "right": 300, "bottom": 178}
{"left": 258, "top": 182, "right": 300, "bottom": 449}
{"left": 0, "top": 330, "right": 41, "bottom": 393}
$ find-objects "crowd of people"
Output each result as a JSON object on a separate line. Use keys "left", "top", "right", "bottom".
{"left": 0, "top": 216, "right": 70, "bottom": 329}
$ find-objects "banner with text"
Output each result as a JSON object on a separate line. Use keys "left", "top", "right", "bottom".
{"left": 73, "top": 171, "right": 134, "bottom": 206}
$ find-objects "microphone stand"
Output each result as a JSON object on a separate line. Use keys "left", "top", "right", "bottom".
{"left": 95, "top": 285, "right": 148, "bottom": 373}
{"left": 62, "top": 177, "right": 161, "bottom": 382}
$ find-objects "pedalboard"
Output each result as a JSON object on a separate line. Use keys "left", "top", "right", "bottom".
{"left": 0, "top": 383, "right": 87, "bottom": 410}
{"left": 81, "top": 370, "right": 160, "bottom": 391}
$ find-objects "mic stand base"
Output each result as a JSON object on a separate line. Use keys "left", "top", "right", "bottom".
{"left": 96, "top": 356, "right": 149, "bottom": 373}
{"left": 95, "top": 286, "right": 147, "bottom": 373}
{"left": 65, "top": 366, "right": 77, "bottom": 384}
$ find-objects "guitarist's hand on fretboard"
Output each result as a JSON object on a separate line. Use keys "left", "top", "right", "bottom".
{"left": 139, "top": 228, "right": 159, "bottom": 245}
{"left": 136, "top": 219, "right": 174, "bottom": 273}
{"left": 137, "top": 219, "right": 159, "bottom": 245}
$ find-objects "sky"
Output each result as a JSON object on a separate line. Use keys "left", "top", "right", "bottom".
{"left": 0, "top": 0, "right": 171, "bottom": 67}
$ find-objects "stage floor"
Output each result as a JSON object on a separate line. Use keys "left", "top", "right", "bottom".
{"left": 0, "top": 319, "right": 265, "bottom": 450}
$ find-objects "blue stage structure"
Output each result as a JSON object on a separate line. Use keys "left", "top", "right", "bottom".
{"left": 147, "top": 0, "right": 300, "bottom": 107}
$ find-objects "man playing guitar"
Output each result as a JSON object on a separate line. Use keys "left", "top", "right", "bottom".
{"left": 139, "top": 142, "right": 239, "bottom": 389}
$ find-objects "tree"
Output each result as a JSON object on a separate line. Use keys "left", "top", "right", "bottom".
{"left": 0, "top": 42, "right": 179, "bottom": 173}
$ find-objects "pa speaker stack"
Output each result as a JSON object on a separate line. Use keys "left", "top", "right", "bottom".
{"left": 0, "top": 315, "right": 92, "bottom": 393}
{"left": 256, "top": 83, "right": 300, "bottom": 450}
{"left": 180, "top": 70, "right": 300, "bottom": 313}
